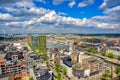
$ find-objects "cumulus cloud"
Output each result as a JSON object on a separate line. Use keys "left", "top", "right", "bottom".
{"left": 15, "top": 0, "right": 34, "bottom": 8}
{"left": 93, "top": 6, "right": 120, "bottom": 23}
{"left": 0, "top": 13, "right": 12, "bottom": 20}
{"left": 0, "top": 13, "right": 18, "bottom": 22}
{"left": 78, "top": 0, "right": 95, "bottom": 8}
{"left": 99, "top": 0, "right": 120, "bottom": 9}
{"left": 12, "top": 7, "right": 49, "bottom": 18}
{"left": 34, "top": 0, "right": 46, "bottom": 4}
{"left": 53, "top": 0, "right": 66, "bottom": 5}
{"left": 1, "top": 8, "right": 119, "bottom": 33}
{"left": 0, "top": 0, "right": 119, "bottom": 33}
{"left": 0, "top": 0, "right": 20, "bottom": 4}
{"left": 68, "top": 1, "right": 76, "bottom": 8}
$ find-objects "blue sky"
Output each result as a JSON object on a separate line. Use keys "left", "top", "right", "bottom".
{"left": 0, "top": 0, "right": 120, "bottom": 34}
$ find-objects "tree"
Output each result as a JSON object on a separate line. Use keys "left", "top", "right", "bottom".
{"left": 87, "top": 48, "right": 92, "bottom": 52}
{"left": 30, "top": 77, "right": 34, "bottom": 80}
{"left": 115, "top": 67, "right": 120, "bottom": 75}
{"left": 55, "top": 63, "right": 59, "bottom": 72}
{"left": 56, "top": 73, "right": 61, "bottom": 80}
{"left": 101, "top": 73, "right": 107, "bottom": 80}
{"left": 92, "top": 48, "right": 98, "bottom": 54}
{"left": 101, "top": 70, "right": 112, "bottom": 80}
{"left": 118, "top": 55, "right": 120, "bottom": 61}
{"left": 35, "top": 49, "right": 39, "bottom": 55}
{"left": 62, "top": 67, "right": 67, "bottom": 75}
{"left": 101, "top": 51, "right": 106, "bottom": 56}
{"left": 46, "top": 61, "right": 49, "bottom": 67}
{"left": 42, "top": 54, "right": 47, "bottom": 61}
{"left": 107, "top": 52, "right": 115, "bottom": 59}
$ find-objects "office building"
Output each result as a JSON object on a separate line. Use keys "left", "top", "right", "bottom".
{"left": 32, "top": 36, "right": 39, "bottom": 50}
{"left": 38, "top": 36, "right": 46, "bottom": 55}
{"left": 31, "top": 35, "right": 46, "bottom": 55}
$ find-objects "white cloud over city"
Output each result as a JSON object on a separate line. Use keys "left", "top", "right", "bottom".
{"left": 0, "top": 0, "right": 120, "bottom": 34}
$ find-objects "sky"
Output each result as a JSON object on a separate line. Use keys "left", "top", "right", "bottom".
{"left": 0, "top": 0, "right": 120, "bottom": 34}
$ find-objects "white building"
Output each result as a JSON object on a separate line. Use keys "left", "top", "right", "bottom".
{"left": 60, "top": 58, "right": 73, "bottom": 77}
{"left": 78, "top": 51, "right": 90, "bottom": 63}
{"left": 84, "top": 69, "right": 90, "bottom": 77}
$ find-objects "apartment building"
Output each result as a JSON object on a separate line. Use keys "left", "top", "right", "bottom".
{"left": 0, "top": 60, "right": 24, "bottom": 78}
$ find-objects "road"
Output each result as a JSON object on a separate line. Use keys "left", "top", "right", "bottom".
{"left": 86, "top": 52, "right": 120, "bottom": 66}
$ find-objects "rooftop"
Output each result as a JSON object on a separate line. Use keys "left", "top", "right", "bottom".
{"left": 36, "top": 70, "right": 51, "bottom": 80}
{"left": 72, "top": 63, "right": 84, "bottom": 70}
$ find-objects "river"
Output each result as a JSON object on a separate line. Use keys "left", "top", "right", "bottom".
{"left": 47, "top": 41, "right": 69, "bottom": 51}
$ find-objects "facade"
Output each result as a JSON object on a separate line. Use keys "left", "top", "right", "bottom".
{"left": 47, "top": 48, "right": 60, "bottom": 61}
{"left": 9, "top": 69, "right": 29, "bottom": 80}
{"left": 4, "top": 51, "right": 24, "bottom": 61}
{"left": 32, "top": 36, "right": 39, "bottom": 50}
{"left": 60, "top": 56, "right": 73, "bottom": 77}
{"left": 78, "top": 52, "right": 91, "bottom": 63}
{"left": 31, "top": 35, "right": 46, "bottom": 55}
{"left": 0, "top": 60, "right": 24, "bottom": 78}
{"left": 38, "top": 36, "right": 46, "bottom": 55}
{"left": 71, "top": 51, "right": 79, "bottom": 63}
{"left": 72, "top": 63, "right": 84, "bottom": 78}
{"left": 34, "top": 62, "right": 52, "bottom": 80}
{"left": 72, "top": 57, "right": 102, "bottom": 78}
{"left": 26, "top": 52, "right": 43, "bottom": 68}
{"left": 82, "top": 57, "right": 100, "bottom": 76}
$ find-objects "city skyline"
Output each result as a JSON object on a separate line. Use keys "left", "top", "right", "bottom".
{"left": 0, "top": 0, "right": 120, "bottom": 34}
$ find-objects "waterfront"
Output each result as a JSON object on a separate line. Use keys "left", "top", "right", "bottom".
{"left": 47, "top": 41, "right": 69, "bottom": 51}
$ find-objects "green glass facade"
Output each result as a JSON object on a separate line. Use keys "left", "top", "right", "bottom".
{"left": 32, "top": 36, "right": 39, "bottom": 50}
{"left": 31, "top": 35, "right": 46, "bottom": 55}
{"left": 38, "top": 36, "right": 46, "bottom": 55}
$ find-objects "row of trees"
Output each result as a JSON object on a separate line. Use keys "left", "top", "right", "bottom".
{"left": 54, "top": 63, "right": 62, "bottom": 80}
{"left": 102, "top": 70, "right": 113, "bottom": 80}
{"left": 117, "top": 55, "right": 120, "bottom": 61}
{"left": 87, "top": 48, "right": 116, "bottom": 59}
{"left": 116, "top": 67, "right": 120, "bottom": 75}
{"left": 102, "top": 67, "right": 120, "bottom": 80}
{"left": 28, "top": 43, "right": 39, "bottom": 55}
{"left": 101, "top": 51, "right": 115, "bottom": 59}
{"left": 87, "top": 48, "right": 98, "bottom": 54}
{"left": 54, "top": 63, "right": 67, "bottom": 80}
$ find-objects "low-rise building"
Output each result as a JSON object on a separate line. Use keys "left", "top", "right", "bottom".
{"left": 82, "top": 57, "right": 101, "bottom": 76}
{"left": 72, "top": 63, "right": 85, "bottom": 78}
{"left": 34, "top": 63, "right": 52, "bottom": 80}
{"left": 60, "top": 56, "right": 73, "bottom": 77}
{"left": 72, "top": 57, "right": 103, "bottom": 78}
